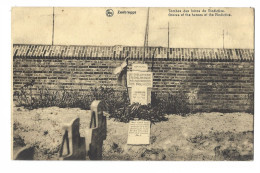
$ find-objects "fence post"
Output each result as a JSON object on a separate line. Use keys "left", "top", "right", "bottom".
{"left": 59, "top": 118, "right": 86, "bottom": 160}
{"left": 85, "top": 100, "right": 107, "bottom": 160}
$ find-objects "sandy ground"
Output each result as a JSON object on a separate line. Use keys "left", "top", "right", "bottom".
{"left": 12, "top": 106, "right": 253, "bottom": 160}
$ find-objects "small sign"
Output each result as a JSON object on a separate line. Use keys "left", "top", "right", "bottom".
{"left": 132, "top": 63, "right": 148, "bottom": 72}
{"left": 127, "top": 120, "right": 150, "bottom": 145}
{"left": 127, "top": 71, "right": 153, "bottom": 87}
{"left": 131, "top": 86, "right": 147, "bottom": 105}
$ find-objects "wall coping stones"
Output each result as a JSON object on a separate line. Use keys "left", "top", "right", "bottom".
{"left": 13, "top": 44, "right": 254, "bottom": 62}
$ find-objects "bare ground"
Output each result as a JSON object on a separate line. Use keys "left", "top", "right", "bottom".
{"left": 12, "top": 106, "right": 253, "bottom": 160}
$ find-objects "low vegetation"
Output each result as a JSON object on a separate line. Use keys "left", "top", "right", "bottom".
{"left": 13, "top": 80, "right": 192, "bottom": 123}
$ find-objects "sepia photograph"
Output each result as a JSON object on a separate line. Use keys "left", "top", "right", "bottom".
{"left": 11, "top": 7, "right": 254, "bottom": 161}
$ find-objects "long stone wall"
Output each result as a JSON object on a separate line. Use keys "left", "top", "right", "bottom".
{"left": 13, "top": 44, "right": 254, "bottom": 112}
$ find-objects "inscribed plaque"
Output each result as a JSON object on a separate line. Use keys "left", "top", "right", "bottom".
{"left": 127, "top": 71, "right": 153, "bottom": 87}
{"left": 127, "top": 120, "right": 150, "bottom": 145}
{"left": 132, "top": 63, "right": 148, "bottom": 72}
{"left": 131, "top": 86, "right": 148, "bottom": 105}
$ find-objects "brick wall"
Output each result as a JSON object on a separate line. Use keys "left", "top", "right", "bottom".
{"left": 13, "top": 44, "right": 254, "bottom": 112}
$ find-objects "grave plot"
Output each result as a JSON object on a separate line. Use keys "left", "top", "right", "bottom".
{"left": 13, "top": 105, "right": 253, "bottom": 160}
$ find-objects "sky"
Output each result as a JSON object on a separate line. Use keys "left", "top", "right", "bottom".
{"left": 12, "top": 7, "right": 254, "bottom": 49}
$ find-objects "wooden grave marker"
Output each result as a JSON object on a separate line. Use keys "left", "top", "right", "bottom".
{"left": 127, "top": 64, "right": 153, "bottom": 105}
{"left": 126, "top": 63, "right": 153, "bottom": 145}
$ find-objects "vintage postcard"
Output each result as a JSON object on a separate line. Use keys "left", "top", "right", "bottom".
{"left": 12, "top": 7, "right": 254, "bottom": 160}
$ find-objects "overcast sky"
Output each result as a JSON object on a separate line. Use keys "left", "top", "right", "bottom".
{"left": 12, "top": 7, "right": 254, "bottom": 49}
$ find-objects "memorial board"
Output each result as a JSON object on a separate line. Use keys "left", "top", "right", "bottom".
{"left": 132, "top": 63, "right": 148, "bottom": 72}
{"left": 131, "top": 86, "right": 148, "bottom": 105}
{"left": 127, "top": 120, "right": 150, "bottom": 145}
{"left": 127, "top": 71, "right": 153, "bottom": 87}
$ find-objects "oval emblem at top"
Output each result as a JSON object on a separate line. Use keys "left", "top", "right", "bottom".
{"left": 106, "top": 9, "right": 114, "bottom": 17}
